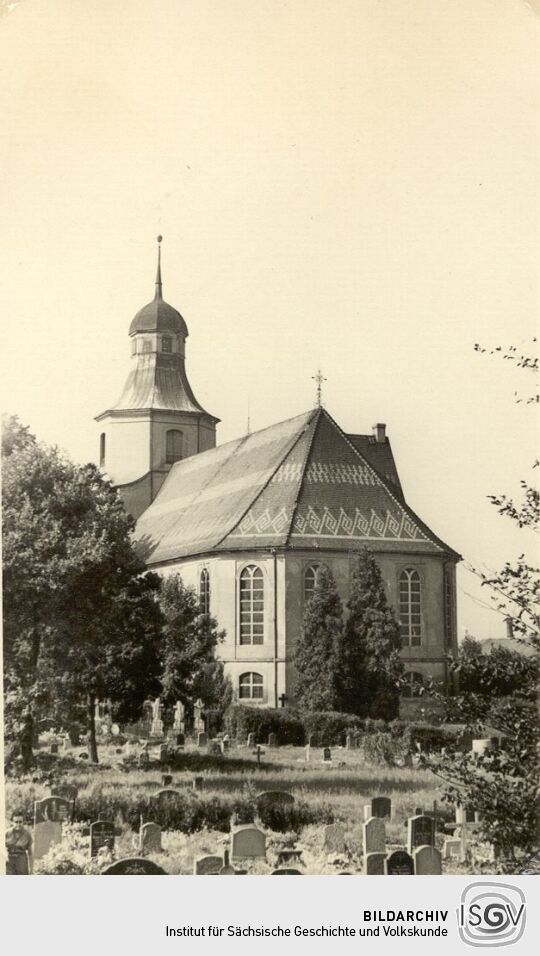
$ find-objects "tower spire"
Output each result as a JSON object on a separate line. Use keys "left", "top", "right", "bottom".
{"left": 155, "top": 235, "right": 163, "bottom": 300}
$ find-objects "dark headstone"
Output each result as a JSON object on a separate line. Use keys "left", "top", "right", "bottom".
{"left": 90, "top": 820, "right": 115, "bottom": 858}
{"left": 385, "top": 849, "right": 414, "bottom": 875}
{"left": 322, "top": 746, "right": 332, "bottom": 763}
{"left": 407, "top": 814, "right": 435, "bottom": 854}
{"left": 268, "top": 732, "right": 278, "bottom": 747}
{"left": 34, "top": 796, "right": 72, "bottom": 824}
{"left": 194, "top": 855, "right": 223, "bottom": 875}
{"left": 162, "top": 774, "right": 173, "bottom": 787}
{"left": 175, "top": 733, "right": 185, "bottom": 747}
{"left": 102, "top": 857, "right": 166, "bottom": 875}
{"left": 271, "top": 868, "right": 302, "bottom": 875}
{"left": 371, "top": 796, "right": 391, "bottom": 819}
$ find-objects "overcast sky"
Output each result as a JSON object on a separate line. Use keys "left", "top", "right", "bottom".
{"left": 1, "top": 0, "right": 538, "bottom": 641}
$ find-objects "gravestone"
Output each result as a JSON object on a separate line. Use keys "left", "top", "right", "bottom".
{"left": 407, "top": 814, "right": 435, "bottom": 854}
{"left": 231, "top": 826, "right": 266, "bottom": 861}
{"left": 197, "top": 731, "right": 208, "bottom": 748}
{"left": 443, "top": 837, "right": 465, "bottom": 862}
{"left": 5, "top": 822, "right": 33, "bottom": 874}
{"left": 472, "top": 737, "right": 498, "bottom": 757}
{"left": 256, "top": 791, "right": 295, "bottom": 814}
{"left": 151, "top": 788, "right": 182, "bottom": 811}
{"left": 158, "top": 744, "right": 168, "bottom": 762}
{"left": 322, "top": 747, "right": 332, "bottom": 763}
{"left": 385, "top": 849, "right": 414, "bottom": 875}
{"left": 208, "top": 740, "right": 222, "bottom": 756}
{"left": 413, "top": 845, "right": 442, "bottom": 875}
{"left": 150, "top": 697, "right": 164, "bottom": 737}
{"left": 162, "top": 774, "right": 173, "bottom": 787}
{"left": 268, "top": 732, "right": 277, "bottom": 747}
{"left": 222, "top": 737, "right": 230, "bottom": 753}
{"left": 194, "top": 855, "right": 223, "bottom": 875}
{"left": 34, "top": 796, "right": 72, "bottom": 824}
{"left": 50, "top": 742, "right": 59, "bottom": 755}
{"left": 371, "top": 796, "right": 391, "bottom": 819}
{"left": 246, "top": 732, "right": 255, "bottom": 749}
{"left": 414, "top": 807, "right": 423, "bottom": 816}
{"left": 308, "top": 733, "right": 316, "bottom": 747}
{"left": 362, "top": 817, "right": 386, "bottom": 856}
{"left": 90, "top": 820, "right": 115, "bottom": 858}
{"left": 364, "top": 852, "right": 386, "bottom": 875}
{"left": 305, "top": 745, "right": 311, "bottom": 762}
{"left": 33, "top": 820, "right": 62, "bottom": 860}
{"left": 323, "top": 823, "right": 346, "bottom": 854}
{"left": 276, "top": 847, "right": 303, "bottom": 867}
{"left": 175, "top": 733, "right": 185, "bottom": 748}
{"left": 172, "top": 700, "right": 185, "bottom": 732}
{"left": 345, "top": 734, "right": 352, "bottom": 750}
{"left": 102, "top": 858, "right": 166, "bottom": 875}
{"left": 193, "top": 698, "right": 205, "bottom": 733}
{"left": 272, "top": 869, "right": 302, "bottom": 875}
{"left": 140, "top": 822, "right": 162, "bottom": 854}
{"left": 192, "top": 776, "right": 204, "bottom": 791}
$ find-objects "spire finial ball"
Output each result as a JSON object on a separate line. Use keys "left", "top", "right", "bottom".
{"left": 157, "top": 235, "right": 163, "bottom": 243}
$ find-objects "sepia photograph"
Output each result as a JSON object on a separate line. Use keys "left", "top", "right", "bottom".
{"left": 1, "top": 0, "right": 538, "bottom": 903}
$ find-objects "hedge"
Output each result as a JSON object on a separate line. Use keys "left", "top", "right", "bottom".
{"left": 224, "top": 706, "right": 305, "bottom": 745}
{"left": 300, "top": 711, "right": 365, "bottom": 746}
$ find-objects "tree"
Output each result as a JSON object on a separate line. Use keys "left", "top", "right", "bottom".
{"left": 339, "top": 549, "right": 403, "bottom": 719}
{"left": 158, "top": 574, "right": 228, "bottom": 721}
{"left": 2, "top": 415, "right": 163, "bottom": 766}
{"left": 426, "top": 342, "right": 539, "bottom": 863}
{"left": 294, "top": 564, "right": 344, "bottom": 711}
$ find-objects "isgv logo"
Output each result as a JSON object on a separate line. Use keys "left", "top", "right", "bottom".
{"left": 457, "top": 883, "right": 526, "bottom": 947}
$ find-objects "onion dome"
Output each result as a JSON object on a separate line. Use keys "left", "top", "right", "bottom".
{"left": 129, "top": 236, "right": 188, "bottom": 337}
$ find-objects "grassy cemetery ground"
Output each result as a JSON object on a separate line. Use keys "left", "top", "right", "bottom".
{"left": 5, "top": 737, "right": 497, "bottom": 875}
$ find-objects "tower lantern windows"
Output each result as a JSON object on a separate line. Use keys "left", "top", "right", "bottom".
{"left": 166, "top": 429, "right": 183, "bottom": 464}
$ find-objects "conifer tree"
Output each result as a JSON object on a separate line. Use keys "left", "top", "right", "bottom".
{"left": 294, "top": 564, "right": 344, "bottom": 711}
{"left": 340, "top": 549, "right": 402, "bottom": 718}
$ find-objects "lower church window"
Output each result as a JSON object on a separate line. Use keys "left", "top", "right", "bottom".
{"left": 239, "top": 672, "right": 264, "bottom": 700}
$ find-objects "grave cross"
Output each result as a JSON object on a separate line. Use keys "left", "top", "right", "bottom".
{"left": 278, "top": 693, "right": 288, "bottom": 709}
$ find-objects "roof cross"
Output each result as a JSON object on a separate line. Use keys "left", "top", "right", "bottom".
{"left": 312, "top": 368, "right": 327, "bottom": 407}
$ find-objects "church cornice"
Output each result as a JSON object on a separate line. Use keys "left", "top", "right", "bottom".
{"left": 95, "top": 407, "right": 220, "bottom": 424}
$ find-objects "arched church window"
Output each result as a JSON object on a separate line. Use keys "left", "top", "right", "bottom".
{"left": 162, "top": 335, "right": 172, "bottom": 353}
{"left": 166, "top": 429, "right": 183, "bottom": 464}
{"left": 199, "top": 568, "right": 210, "bottom": 615}
{"left": 239, "top": 565, "right": 264, "bottom": 645}
{"left": 239, "top": 672, "right": 264, "bottom": 700}
{"left": 401, "top": 671, "right": 424, "bottom": 698}
{"left": 399, "top": 568, "right": 422, "bottom": 646}
{"left": 304, "top": 564, "right": 321, "bottom": 603}
{"left": 99, "top": 432, "right": 106, "bottom": 467}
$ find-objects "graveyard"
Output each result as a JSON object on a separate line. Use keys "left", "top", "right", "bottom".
{"left": 5, "top": 727, "right": 501, "bottom": 877}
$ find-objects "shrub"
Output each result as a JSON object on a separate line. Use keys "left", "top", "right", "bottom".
{"left": 361, "top": 724, "right": 413, "bottom": 766}
{"left": 224, "top": 706, "right": 304, "bottom": 745}
{"left": 299, "top": 711, "right": 365, "bottom": 746}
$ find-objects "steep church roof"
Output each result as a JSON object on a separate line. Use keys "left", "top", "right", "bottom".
{"left": 134, "top": 407, "right": 459, "bottom": 565}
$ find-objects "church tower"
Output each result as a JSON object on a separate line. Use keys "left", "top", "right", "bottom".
{"left": 95, "top": 237, "right": 219, "bottom": 518}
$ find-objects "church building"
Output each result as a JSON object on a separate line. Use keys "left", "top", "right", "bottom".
{"left": 97, "top": 241, "right": 460, "bottom": 709}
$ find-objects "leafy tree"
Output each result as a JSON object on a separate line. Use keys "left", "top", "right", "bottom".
{"left": 158, "top": 573, "right": 228, "bottom": 722}
{"left": 2, "top": 415, "right": 163, "bottom": 766}
{"left": 339, "top": 549, "right": 403, "bottom": 719}
{"left": 294, "top": 564, "right": 344, "bottom": 711}
{"left": 427, "top": 342, "right": 539, "bottom": 864}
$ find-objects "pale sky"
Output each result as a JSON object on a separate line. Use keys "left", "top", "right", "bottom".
{"left": 1, "top": 0, "right": 538, "bottom": 641}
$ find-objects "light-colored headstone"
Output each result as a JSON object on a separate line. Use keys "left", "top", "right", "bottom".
{"left": 323, "top": 823, "right": 346, "bottom": 854}
{"left": 363, "top": 817, "right": 386, "bottom": 855}
{"left": 268, "top": 732, "right": 277, "bottom": 747}
{"left": 305, "top": 745, "right": 311, "bottom": 762}
{"left": 34, "top": 821, "right": 62, "bottom": 860}
{"left": 413, "top": 845, "right": 442, "bottom": 875}
{"left": 364, "top": 851, "right": 385, "bottom": 875}
{"left": 140, "top": 822, "right": 162, "bottom": 854}
{"left": 472, "top": 737, "right": 498, "bottom": 757}
{"left": 407, "top": 814, "right": 435, "bottom": 854}
{"left": 231, "top": 826, "right": 266, "bottom": 860}
{"left": 194, "top": 854, "right": 223, "bottom": 875}
{"left": 246, "top": 732, "right": 255, "bottom": 748}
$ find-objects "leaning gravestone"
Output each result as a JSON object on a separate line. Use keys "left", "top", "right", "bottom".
{"left": 413, "top": 845, "right": 442, "bottom": 875}
{"left": 90, "top": 820, "right": 115, "bottom": 858}
{"left": 102, "top": 858, "right": 166, "bottom": 875}
{"left": 364, "top": 852, "right": 386, "bottom": 875}
{"left": 407, "top": 814, "right": 435, "bottom": 854}
{"left": 385, "top": 849, "right": 414, "bottom": 875}
{"left": 371, "top": 796, "right": 391, "bottom": 819}
{"left": 194, "top": 855, "right": 223, "bottom": 875}
{"left": 231, "top": 826, "right": 266, "bottom": 861}
{"left": 362, "top": 817, "right": 386, "bottom": 856}
{"left": 323, "top": 823, "right": 346, "bottom": 854}
{"left": 140, "top": 822, "right": 162, "bottom": 854}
